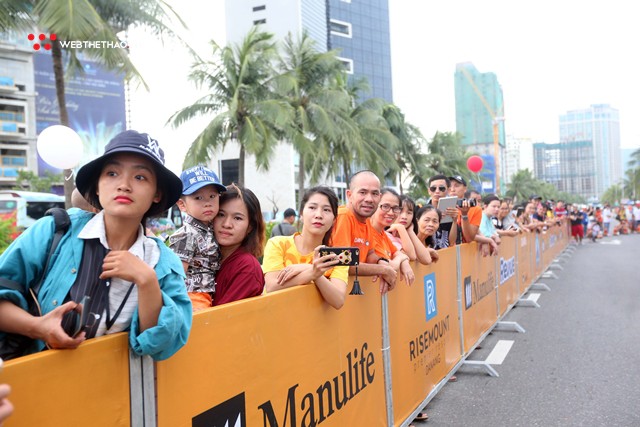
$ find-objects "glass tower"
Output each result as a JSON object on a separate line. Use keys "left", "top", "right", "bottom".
{"left": 559, "top": 104, "right": 621, "bottom": 197}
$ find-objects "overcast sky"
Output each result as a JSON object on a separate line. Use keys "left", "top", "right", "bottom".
{"left": 128, "top": 0, "right": 639, "bottom": 175}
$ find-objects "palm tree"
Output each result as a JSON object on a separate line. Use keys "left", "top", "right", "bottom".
{"left": 505, "top": 169, "right": 539, "bottom": 203}
{"left": 0, "top": 0, "right": 184, "bottom": 206}
{"left": 601, "top": 184, "right": 623, "bottom": 206}
{"left": 169, "top": 28, "right": 292, "bottom": 186}
{"left": 381, "top": 103, "right": 428, "bottom": 194}
{"left": 422, "top": 132, "right": 471, "bottom": 189}
{"left": 276, "top": 32, "right": 353, "bottom": 198}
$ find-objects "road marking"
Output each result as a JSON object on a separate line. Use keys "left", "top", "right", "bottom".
{"left": 485, "top": 340, "right": 514, "bottom": 365}
{"left": 528, "top": 293, "right": 540, "bottom": 303}
{"left": 599, "top": 239, "right": 621, "bottom": 245}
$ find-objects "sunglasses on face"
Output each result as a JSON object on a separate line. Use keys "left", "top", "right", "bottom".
{"left": 429, "top": 185, "right": 447, "bottom": 192}
{"left": 379, "top": 204, "right": 402, "bottom": 214}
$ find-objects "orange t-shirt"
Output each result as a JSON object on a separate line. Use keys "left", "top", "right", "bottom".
{"left": 331, "top": 206, "right": 374, "bottom": 263}
{"left": 371, "top": 228, "right": 398, "bottom": 259}
{"left": 457, "top": 205, "right": 482, "bottom": 242}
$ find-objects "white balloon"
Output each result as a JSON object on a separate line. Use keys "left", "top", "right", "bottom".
{"left": 37, "top": 125, "right": 84, "bottom": 170}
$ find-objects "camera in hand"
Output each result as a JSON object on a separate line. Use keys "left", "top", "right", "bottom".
{"left": 456, "top": 198, "right": 477, "bottom": 208}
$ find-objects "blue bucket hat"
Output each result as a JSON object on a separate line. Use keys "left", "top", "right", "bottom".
{"left": 76, "top": 130, "right": 183, "bottom": 217}
{"left": 180, "top": 165, "right": 226, "bottom": 195}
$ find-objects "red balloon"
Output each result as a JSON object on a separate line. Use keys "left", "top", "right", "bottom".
{"left": 467, "top": 155, "right": 483, "bottom": 173}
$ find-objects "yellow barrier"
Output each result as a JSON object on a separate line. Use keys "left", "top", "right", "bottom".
{"left": 0, "top": 227, "right": 571, "bottom": 427}
{"left": 0, "top": 333, "right": 131, "bottom": 427}
{"left": 156, "top": 284, "right": 387, "bottom": 427}
{"left": 518, "top": 233, "right": 533, "bottom": 296}
{"left": 387, "top": 246, "right": 461, "bottom": 423}
{"left": 498, "top": 236, "right": 519, "bottom": 316}
{"left": 459, "top": 242, "right": 499, "bottom": 353}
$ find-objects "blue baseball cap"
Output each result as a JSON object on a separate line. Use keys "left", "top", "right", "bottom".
{"left": 180, "top": 165, "right": 226, "bottom": 195}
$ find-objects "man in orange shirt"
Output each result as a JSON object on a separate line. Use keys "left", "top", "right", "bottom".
{"left": 449, "top": 174, "right": 498, "bottom": 255}
{"left": 449, "top": 175, "right": 481, "bottom": 243}
{"left": 331, "top": 170, "right": 398, "bottom": 293}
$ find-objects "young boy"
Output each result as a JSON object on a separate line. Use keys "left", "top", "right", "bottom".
{"left": 168, "top": 165, "right": 226, "bottom": 310}
{"left": 0, "top": 130, "right": 191, "bottom": 361}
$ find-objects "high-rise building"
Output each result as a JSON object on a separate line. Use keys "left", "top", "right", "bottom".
{"left": 454, "top": 62, "right": 506, "bottom": 192}
{"left": 0, "top": 33, "right": 37, "bottom": 188}
{"left": 504, "top": 135, "right": 534, "bottom": 185}
{"left": 328, "top": 0, "right": 393, "bottom": 102}
{"left": 533, "top": 141, "right": 597, "bottom": 201}
{"left": 559, "top": 104, "right": 621, "bottom": 197}
{"left": 223, "top": 0, "right": 394, "bottom": 214}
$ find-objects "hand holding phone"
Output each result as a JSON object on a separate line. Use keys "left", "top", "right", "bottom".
{"left": 319, "top": 247, "right": 360, "bottom": 266}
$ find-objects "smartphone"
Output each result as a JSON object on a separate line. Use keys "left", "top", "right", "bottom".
{"left": 319, "top": 247, "right": 360, "bottom": 266}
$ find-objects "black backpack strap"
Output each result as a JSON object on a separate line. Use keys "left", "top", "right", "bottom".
{"left": 31, "top": 208, "right": 70, "bottom": 295}
{"left": 0, "top": 208, "right": 71, "bottom": 295}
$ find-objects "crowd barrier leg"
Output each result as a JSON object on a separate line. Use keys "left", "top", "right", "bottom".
{"left": 516, "top": 293, "right": 541, "bottom": 308}
{"left": 494, "top": 321, "right": 526, "bottom": 333}
{"left": 530, "top": 282, "right": 552, "bottom": 291}
{"left": 129, "top": 351, "right": 156, "bottom": 427}
{"left": 461, "top": 359, "right": 499, "bottom": 377}
{"left": 381, "top": 293, "right": 395, "bottom": 427}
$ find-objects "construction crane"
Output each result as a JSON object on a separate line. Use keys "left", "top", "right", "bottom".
{"left": 459, "top": 66, "right": 504, "bottom": 194}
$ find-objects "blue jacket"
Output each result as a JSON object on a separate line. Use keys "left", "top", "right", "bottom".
{"left": 0, "top": 210, "right": 192, "bottom": 361}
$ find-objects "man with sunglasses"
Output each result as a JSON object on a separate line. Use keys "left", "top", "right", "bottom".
{"left": 426, "top": 175, "right": 458, "bottom": 249}
{"left": 448, "top": 175, "right": 481, "bottom": 244}
{"left": 332, "top": 170, "right": 398, "bottom": 294}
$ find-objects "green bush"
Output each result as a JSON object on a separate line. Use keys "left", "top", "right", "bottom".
{"left": 265, "top": 221, "right": 276, "bottom": 244}
{"left": 0, "top": 214, "right": 17, "bottom": 255}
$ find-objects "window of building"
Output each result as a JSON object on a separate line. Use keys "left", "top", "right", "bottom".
{"left": 337, "top": 57, "right": 354, "bottom": 74}
{"left": 330, "top": 19, "right": 352, "bottom": 37}
{"left": 253, "top": 18, "right": 266, "bottom": 25}
{"left": 220, "top": 159, "right": 239, "bottom": 186}
{"left": 252, "top": 5, "right": 266, "bottom": 12}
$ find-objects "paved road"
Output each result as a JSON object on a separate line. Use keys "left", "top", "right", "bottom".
{"left": 419, "top": 233, "right": 640, "bottom": 427}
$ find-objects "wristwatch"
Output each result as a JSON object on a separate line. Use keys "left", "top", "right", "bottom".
{"left": 378, "top": 257, "right": 390, "bottom": 263}
{"left": 462, "top": 215, "right": 469, "bottom": 221}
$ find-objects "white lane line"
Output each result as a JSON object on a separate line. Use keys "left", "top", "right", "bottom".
{"left": 485, "top": 340, "right": 514, "bottom": 365}
{"left": 528, "top": 293, "right": 540, "bottom": 303}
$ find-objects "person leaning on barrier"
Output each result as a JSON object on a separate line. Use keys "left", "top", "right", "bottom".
{"left": 0, "top": 130, "right": 192, "bottom": 361}
{"left": 448, "top": 174, "right": 481, "bottom": 244}
{"left": 386, "top": 195, "right": 435, "bottom": 264}
{"left": 478, "top": 194, "right": 502, "bottom": 255}
{"left": 494, "top": 199, "right": 519, "bottom": 238}
{"left": 426, "top": 174, "right": 458, "bottom": 249}
{"left": 416, "top": 205, "right": 442, "bottom": 249}
{"left": 263, "top": 186, "right": 347, "bottom": 309}
{"left": 331, "top": 171, "right": 398, "bottom": 294}
{"left": 211, "top": 184, "right": 265, "bottom": 306}
{"left": 368, "top": 188, "right": 415, "bottom": 286}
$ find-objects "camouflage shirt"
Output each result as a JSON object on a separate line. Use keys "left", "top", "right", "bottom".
{"left": 168, "top": 213, "right": 221, "bottom": 293}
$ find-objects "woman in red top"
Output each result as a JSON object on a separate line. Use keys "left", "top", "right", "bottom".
{"left": 212, "top": 184, "right": 266, "bottom": 306}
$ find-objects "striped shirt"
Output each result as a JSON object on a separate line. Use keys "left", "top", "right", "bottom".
{"left": 77, "top": 211, "right": 160, "bottom": 336}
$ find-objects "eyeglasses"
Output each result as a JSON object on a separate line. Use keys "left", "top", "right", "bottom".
{"left": 379, "top": 204, "right": 402, "bottom": 214}
{"left": 429, "top": 185, "right": 447, "bottom": 193}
